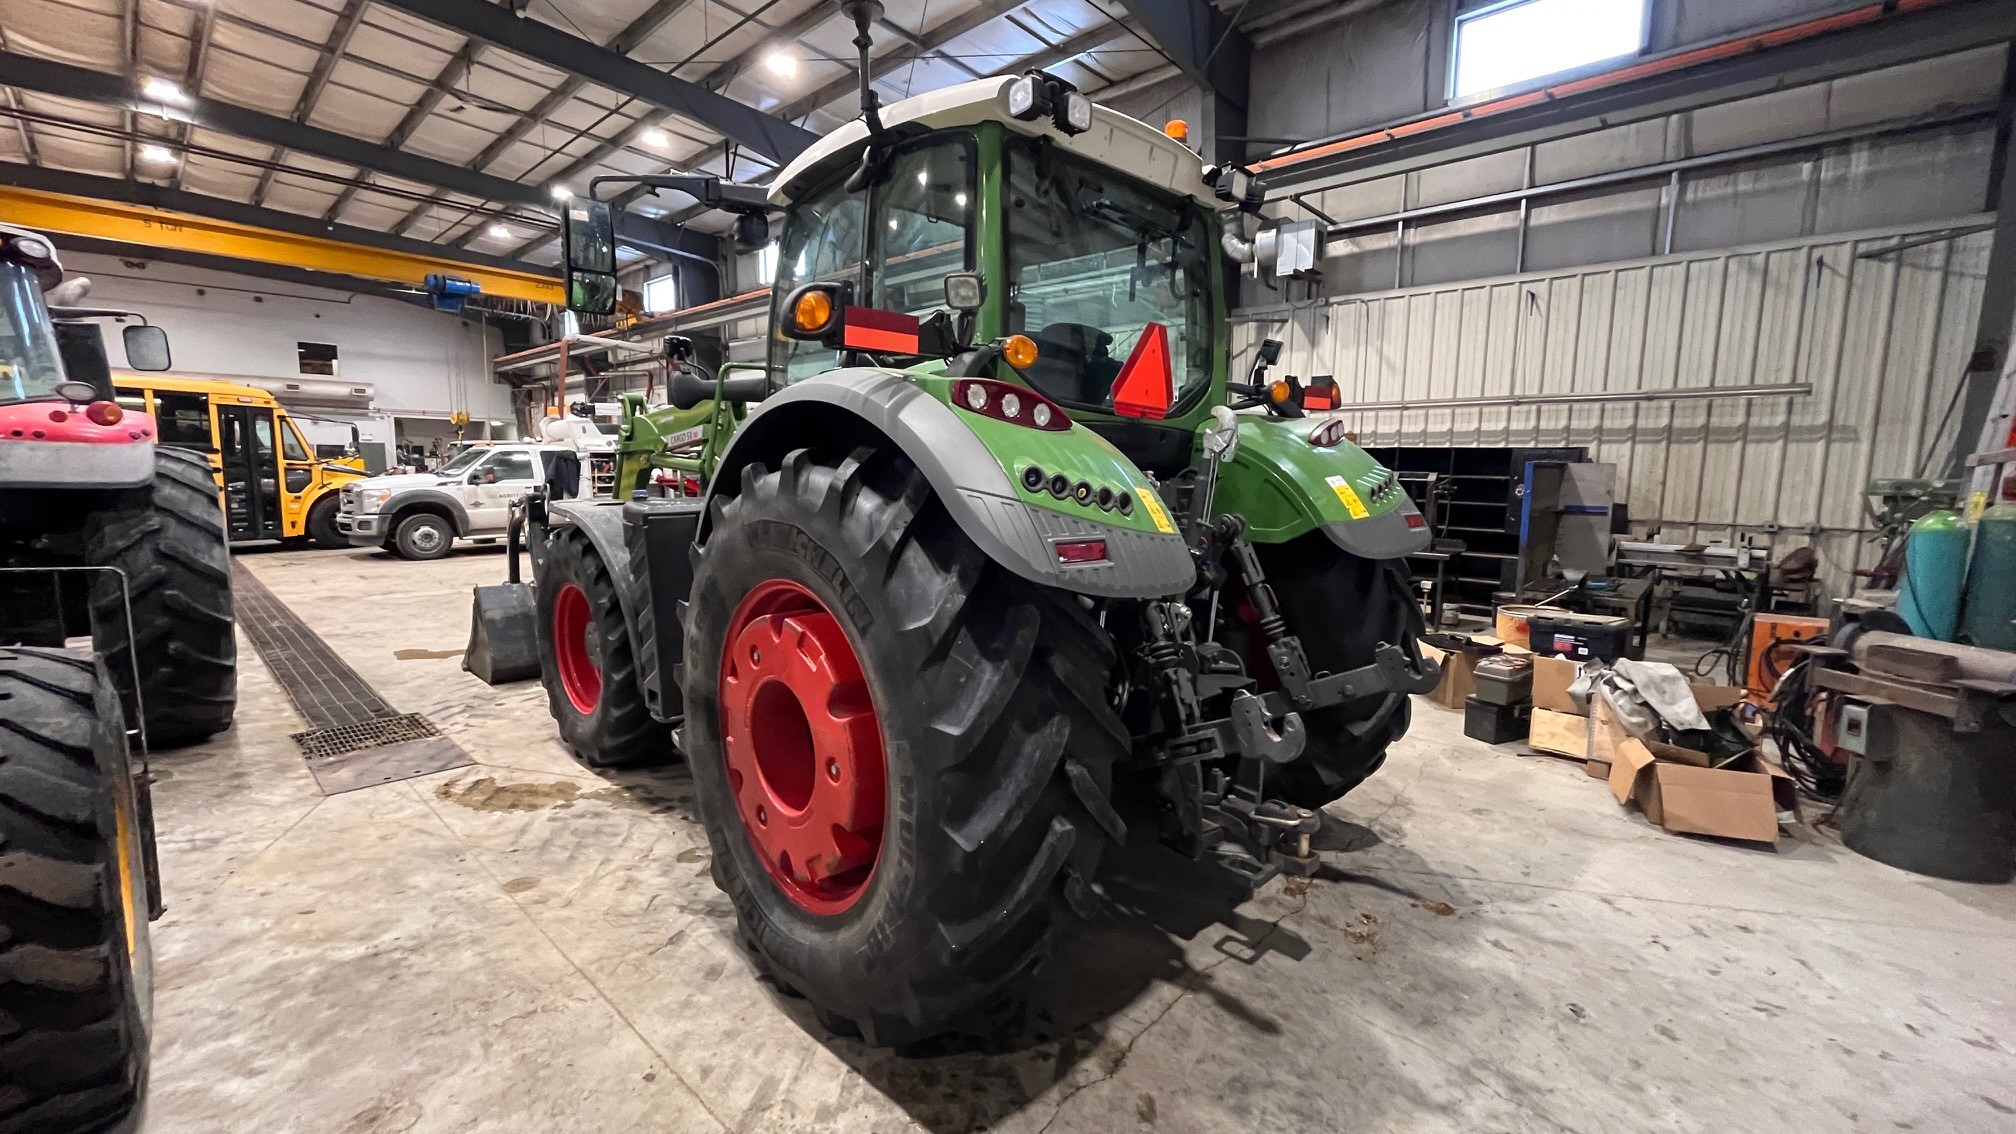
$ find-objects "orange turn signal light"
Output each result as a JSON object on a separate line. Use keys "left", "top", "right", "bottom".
{"left": 1269, "top": 379, "right": 1292, "bottom": 404}
{"left": 1003, "top": 334, "right": 1039, "bottom": 369}
{"left": 793, "top": 288, "right": 834, "bottom": 334}
{"left": 1163, "top": 119, "right": 1189, "bottom": 142}
{"left": 85, "top": 400, "right": 124, "bottom": 426}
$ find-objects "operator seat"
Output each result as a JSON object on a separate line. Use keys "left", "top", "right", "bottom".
{"left": 1026, "top": 322, "right": 1122, "bottom": 407}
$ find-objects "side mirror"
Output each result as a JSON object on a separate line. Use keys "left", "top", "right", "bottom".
{"left": 562, "top": 198, "right": 617, "bottom": 316}
{"left": 733, "top": 212, "right": 769, "bottom": 251}
{"left": 123, "top": 324, "right": 171, "bottom": 371}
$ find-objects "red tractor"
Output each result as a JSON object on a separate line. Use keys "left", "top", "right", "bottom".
{"left": 0, "top": 224, "right": 237, "bottom": 1131}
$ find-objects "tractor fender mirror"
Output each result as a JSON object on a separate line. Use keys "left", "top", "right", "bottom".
{"left": 733, "top": 212, "right": 770, "bottom": 251}
{"left": 562, "top": 198, "right": 617, "bottom": 316}
{"left": 122, "top": 324, "right": 171, "bottom": 371}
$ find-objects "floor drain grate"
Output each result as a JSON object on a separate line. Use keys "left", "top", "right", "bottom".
{"left": 291, "top": 713, "right": 440, "bottom": 759}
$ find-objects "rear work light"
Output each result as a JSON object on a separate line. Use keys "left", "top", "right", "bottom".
{"left": 952, "top": 379, "right": 1070, "bottom": 431}
{"left": 1055, "top": 538, "right": 1108, "bottom": 564}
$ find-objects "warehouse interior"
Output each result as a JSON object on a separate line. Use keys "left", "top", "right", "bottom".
{"left": 2, "top": 0, "right": 2014, "bottom": 1131}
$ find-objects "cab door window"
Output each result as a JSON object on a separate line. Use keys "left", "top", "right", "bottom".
{"left": 865, "top": 140, "right": 975, "bottom": 319}
{"left": 769, "top": 174, "right": 868, "bottom": 384}
{"left": 481, "top": 451, "right": 537, "bottom": 485}
{"left": 280, "top": 417, "right": 314, "bottom": 493}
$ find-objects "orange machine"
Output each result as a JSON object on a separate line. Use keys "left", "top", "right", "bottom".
{"left": 1747, "top": 614, "right": 1830, "bottom": 702}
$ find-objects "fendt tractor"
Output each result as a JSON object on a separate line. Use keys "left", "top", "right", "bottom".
{"left": 0, "top": 224, "right": 238, "bottom": 1131}
{"left": 521, "top": 3, "right": 1436, "bottom": 1047}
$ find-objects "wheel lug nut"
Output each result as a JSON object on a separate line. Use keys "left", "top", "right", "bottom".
{"left": 827, "top": 760, "right": 841, "bottom": 781}
{"left": 750, "top": 646, "right": 762, "bottom": 664}
{"left": 756, "top": 805, "right": 768, "bottom": 826}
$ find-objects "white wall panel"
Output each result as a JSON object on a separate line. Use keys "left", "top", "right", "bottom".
{"left": 1234, "top": 219, "right": 1991, "bottom": 596}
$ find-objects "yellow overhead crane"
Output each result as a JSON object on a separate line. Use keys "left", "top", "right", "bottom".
{"left": 0, "top": 184, "right": 565, "bottom": 305}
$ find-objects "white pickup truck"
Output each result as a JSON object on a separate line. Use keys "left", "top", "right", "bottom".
{"left": 338, "top": 442, "right": 592, "bottom": 560}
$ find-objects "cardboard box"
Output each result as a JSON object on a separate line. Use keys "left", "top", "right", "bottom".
{"left": 1418, "top": 634, "right": 1525, "bottom": 711}
{"left": 1607, "top": 738, "right": 1799, "bottom": 844}
{"left": 1528, "top": 707, "right": 1588, "bottom": 759}
{"left": 1532, "top": 655, "right": 1582, "bottom": 715}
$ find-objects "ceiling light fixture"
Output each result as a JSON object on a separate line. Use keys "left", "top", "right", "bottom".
{"left": 763, "top": 51, "right": 797, "bottom": 77}
{"left": 549, "top": 185, "right": 573, "bottom": 201}
{"left": 141, "top": 77, "right": 186, "bottom": 103}
{"left": 488, "top": 224, "right": 510, "bottom": 239}
{"left": 642, "top": 129, "right": 669, "bottom": 148}
{"left": 139, "top": 144, "right": 176, "bottom": 164}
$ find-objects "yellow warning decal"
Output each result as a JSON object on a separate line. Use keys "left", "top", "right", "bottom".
{"left": 1139, "top": 490, "right": 1176, "bottom": 534}
{"left": 1326, "top": 475, "right": 1369, "bottom": 519}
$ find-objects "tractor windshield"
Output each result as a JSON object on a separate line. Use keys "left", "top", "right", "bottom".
{"left": 1003, "top": 137, "right": 1213, "bottom": 414}
{"left": 0, "top": 260, "right": 67, "bottom": 404}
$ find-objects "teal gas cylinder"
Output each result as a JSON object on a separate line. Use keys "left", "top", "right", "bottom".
{"left": 1963, "top": 502, "right": 2016, "bottom": 650}
{"left": 1900, "top": 510, "right": 1969, "bottom": 641}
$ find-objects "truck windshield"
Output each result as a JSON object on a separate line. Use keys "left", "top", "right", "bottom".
{"left": 0, "top": 260, "right": 67, "bottom": 403}
{"left": 438, "top": 448, "right": 488, "bottom": 475}
{"left": 1003, "top": 138, "right": 1214, "bottom": 413}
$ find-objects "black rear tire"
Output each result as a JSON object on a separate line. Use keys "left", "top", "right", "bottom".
{"left": 1256, "top": 533, "right": 1423, "bottom": 810}
{"left": 0, "top": 647, "right": 152, "bottom": 1134}
{"left": 683, "top": 449, "right": 1127, "bottom": 1047}
{"left": 87, "top": 445, "right": 237, "bottom": 749}
{"left": 535, "top": 533, "right": 669, "bottom": 768}
{"left": 393, "top": 513, "right": 453, "bottom": 561}
{"left": 305, "top": 494, "right": 345, "bottom": 550}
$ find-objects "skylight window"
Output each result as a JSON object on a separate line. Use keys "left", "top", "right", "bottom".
{"left": 1451, "top": 0, "right": 1649, "bottom": 99}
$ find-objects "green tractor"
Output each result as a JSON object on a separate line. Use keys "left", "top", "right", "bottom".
{"left": 527, "top": 26, "right": 1435, "bottom": 1045}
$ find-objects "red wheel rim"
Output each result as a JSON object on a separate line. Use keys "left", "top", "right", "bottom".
{"left": 719, "top": 579, "right": 886, "bottom": 916}
{"left": 552, "top": 581, "right": 601, "bottom": 714}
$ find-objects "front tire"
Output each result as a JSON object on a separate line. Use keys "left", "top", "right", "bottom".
{"left": 1257, "top": 533, "right": 1423, "bottom": 810}
{"left": 86, "top": 445, "right": 237, "bottom": 749}
{"left": 305, "top": 494, "right": 346, "bottom": 550}
{"left": 392, "top": 513, "right": 453, "bottom": 561}
{"left": 534, "top": 534, "right": 667, "bottom": 768}
{"left": 683, "top": 449, "right": 1126, "bottom": 1046}
{"left": 0, "top": 648, "right": 152, "bottom": 1134}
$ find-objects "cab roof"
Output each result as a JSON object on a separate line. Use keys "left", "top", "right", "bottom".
{"left": 114, "top": 372, "right": 278, "bottom": 404}
{"left": 768, "top": 76, "right": 1218, "bottom": 211}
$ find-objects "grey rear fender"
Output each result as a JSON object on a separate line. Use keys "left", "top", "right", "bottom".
{"left": 703, "top": 369, "right": 1194, "bottom": 599}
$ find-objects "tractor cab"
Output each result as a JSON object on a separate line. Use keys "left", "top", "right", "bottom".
{"left": 758, "top": 73, "right": 1226, "bottom": 475}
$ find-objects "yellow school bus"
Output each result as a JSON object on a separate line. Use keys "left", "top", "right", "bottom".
{"left": 111, "top": 374, "right": 365, "bottom": 547}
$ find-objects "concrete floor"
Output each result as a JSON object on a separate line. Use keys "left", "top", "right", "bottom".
{"left": 138, "top": 546, "right": 2016, "bottom": 1134}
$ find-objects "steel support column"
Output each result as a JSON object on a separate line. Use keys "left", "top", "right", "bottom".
{"left": 1118, "top": 0, "right": 1251, "bottom": 165}
{"left": 1946, "top": 41, "right": 2016, "bottom": 477}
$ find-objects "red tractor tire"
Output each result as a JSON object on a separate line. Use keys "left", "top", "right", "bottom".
{"left": 682, "top": 449, "right": 1127, "bottom": 1046}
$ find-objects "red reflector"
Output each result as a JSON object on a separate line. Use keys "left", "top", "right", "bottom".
{"left": 840, "top": 306, "right": 921, "bottom": 355}
{"left": 1110, "top": 323, "right": 1173, "bottom": 420}
{"left": 1055, "top": 539, "right": 1108, "bottom": 564}
{"left": 1405, "top": 513, "right": 1427, "bottom": 529}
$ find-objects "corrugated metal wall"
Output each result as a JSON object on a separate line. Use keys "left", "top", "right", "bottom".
{"left": 1233, "top": 219, "right": 1991, "bottom": 596}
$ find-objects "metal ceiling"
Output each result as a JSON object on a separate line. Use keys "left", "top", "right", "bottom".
{"left": 0, "top": 0, "right": 1322, "bottom": 274}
